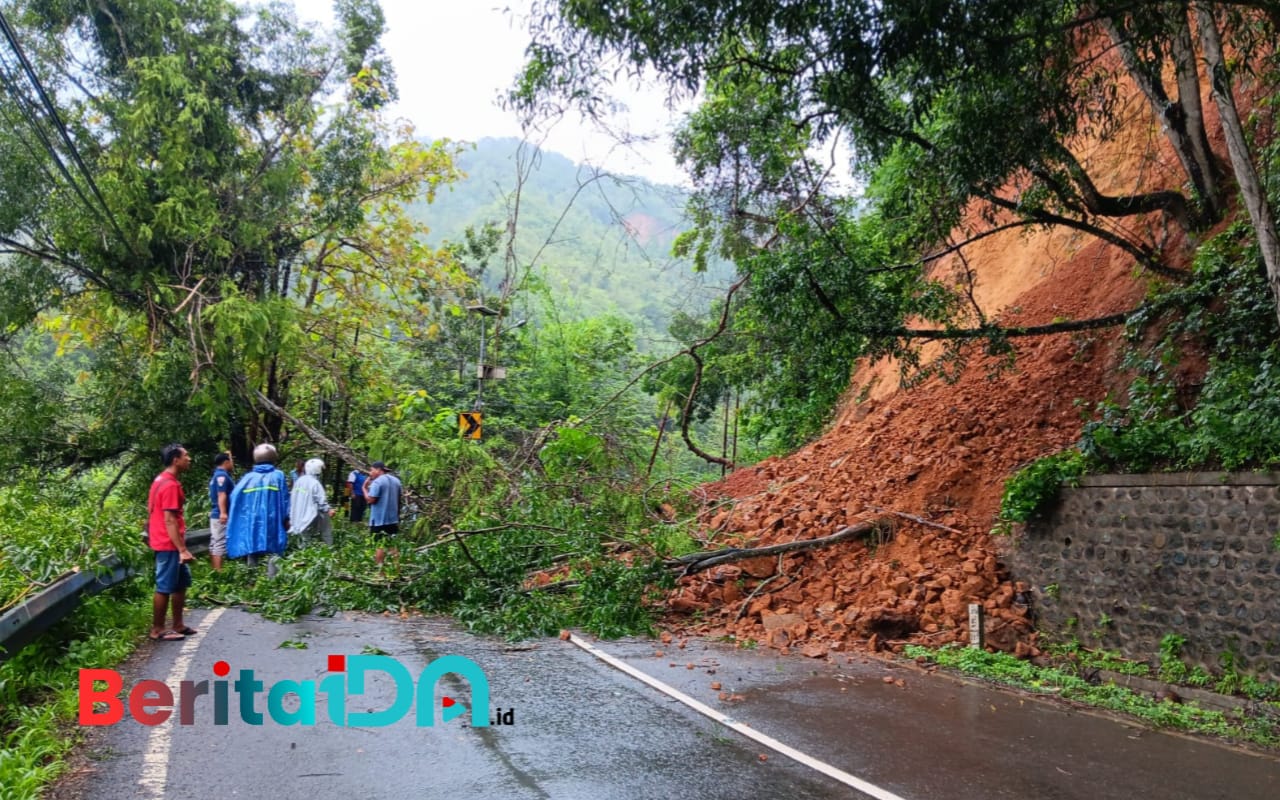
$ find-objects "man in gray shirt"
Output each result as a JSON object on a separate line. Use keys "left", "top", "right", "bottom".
{"left": 364, "top": 461, "right": 402, "bottom": 536}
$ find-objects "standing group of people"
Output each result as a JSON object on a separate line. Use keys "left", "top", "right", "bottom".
{"left": 147, "top": 442, "right": 403, "bottom": 642}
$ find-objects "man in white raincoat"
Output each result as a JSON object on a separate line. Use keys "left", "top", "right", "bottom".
{"left": 289, "top": 457, "right": 334, "bottom": 546}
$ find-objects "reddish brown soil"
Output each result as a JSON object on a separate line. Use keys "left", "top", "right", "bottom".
{"left": 659, "top": 68, "right": 1215, "bottom": 657}
{"left": 664, "top": 241, "right": 1146, "bottom": 657}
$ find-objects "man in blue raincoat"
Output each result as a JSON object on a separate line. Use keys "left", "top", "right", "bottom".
{"left": 227, "top": 443, "right": 290, "bottom": 574}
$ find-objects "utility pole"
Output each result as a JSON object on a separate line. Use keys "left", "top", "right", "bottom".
{"left": 721, "top": 390, "right": 730, "bottom": 477}
{"left": 467, "top": 303, "right": 500, "bottom": 411}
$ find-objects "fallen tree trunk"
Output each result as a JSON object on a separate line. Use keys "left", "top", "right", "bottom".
{"left": 665, "top": 518, "right": 889, "bottom": 576}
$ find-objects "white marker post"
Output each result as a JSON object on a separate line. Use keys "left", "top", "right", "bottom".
{"left": 968, "top": 603, "right": 985, "bottom": 648}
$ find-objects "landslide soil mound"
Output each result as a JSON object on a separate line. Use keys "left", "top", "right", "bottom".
{"left": 665, "top": 240, "right": 1149, "bottom": 658}
{"left": 661, "top": 77, "right": 1209, "bottom": 657}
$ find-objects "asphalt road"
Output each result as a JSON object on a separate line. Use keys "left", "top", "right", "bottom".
{"left": 58, "top": 608, "right": 1280, "bottom": 799}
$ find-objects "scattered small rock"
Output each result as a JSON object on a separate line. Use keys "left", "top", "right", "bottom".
{"left": 801, "top": 642, "right": 828, "bottom": 659}
{"left": 1154, "top": 688, "right": 1182, "bottom": 704}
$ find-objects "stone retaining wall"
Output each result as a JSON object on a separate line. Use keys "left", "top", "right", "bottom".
{"left": 1005, "top": 473, "right": 1280, "bottom": 681}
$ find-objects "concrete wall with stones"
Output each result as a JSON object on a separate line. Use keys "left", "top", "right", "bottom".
{"left": 1006, "top": 473, "right": 1280, "bottom": 682}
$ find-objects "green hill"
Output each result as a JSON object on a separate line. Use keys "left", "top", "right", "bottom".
{"left": 413, "top": 137, "right": 733, "bottom": 338}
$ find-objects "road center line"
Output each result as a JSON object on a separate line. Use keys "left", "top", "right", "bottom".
{"left": 567, "top": 634, "right": 911, "bottom": 800}
{"left": 137, "top": 607, "right": 226, "bottom": 799}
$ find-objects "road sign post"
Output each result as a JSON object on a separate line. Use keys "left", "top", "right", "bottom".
{"left": 467, "top": 303, "right": 500, "bottom": 412}
{"left": 459, "top": 411, "right": 482, "bottom": 440}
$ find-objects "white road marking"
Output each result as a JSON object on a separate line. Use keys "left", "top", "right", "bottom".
{"left": 567, "top": 633, "right": 911, "bottom": 800}
{"left": 137, "top": 607, "right": 226, "bottom": 799}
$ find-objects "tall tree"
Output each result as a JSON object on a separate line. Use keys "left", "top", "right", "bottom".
{"left": 0, "top": 0, "right": 465, "bottom": 466}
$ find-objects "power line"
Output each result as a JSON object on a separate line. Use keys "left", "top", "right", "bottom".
{"left": 0, "top": 72, "right": 67, "bottom": 187}
{"left": 0, "top": 56, "right": 97, "bottom": 223}
{"left": 0, "top": 8, "right": 135, "bottom": 254}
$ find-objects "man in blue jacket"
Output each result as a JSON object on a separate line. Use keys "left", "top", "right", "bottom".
{"left": 226, "top": 443, "right": 290, "bottom": 576}
{"left": 346, "top": 467, "right": 368, "bottom": 523}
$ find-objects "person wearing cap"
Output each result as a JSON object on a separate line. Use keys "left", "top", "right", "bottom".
{"left": 363, "top": 461, "right": 402, "bottom": 537}
{"left": 207, "top": 451, "right": 234, "bottom": 571}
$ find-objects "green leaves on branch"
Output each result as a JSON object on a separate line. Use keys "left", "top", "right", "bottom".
{"left": 516, "top": 0, "right": 1280, "bottom": 459}
{"left": 0, "top": 466, "right": 145, "bottom": 614}
{"left": 1078, "top": 226, "right": 1280, "bottom": 472}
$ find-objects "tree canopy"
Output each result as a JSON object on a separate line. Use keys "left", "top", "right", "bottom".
{"left": 0, "top": 0, "right": 464, "bottom": 467}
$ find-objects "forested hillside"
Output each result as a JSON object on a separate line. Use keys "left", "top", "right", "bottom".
{"left": 411, "top": 137, "right": 733, "bottom": 339}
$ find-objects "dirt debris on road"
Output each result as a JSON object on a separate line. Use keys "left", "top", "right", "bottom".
{"left": 663, "top": 192, "right": 1167, "bottom": 658}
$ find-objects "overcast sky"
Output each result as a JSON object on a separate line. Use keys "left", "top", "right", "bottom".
{"left": 289, "top": 0, "right": 691, "bottom": 186}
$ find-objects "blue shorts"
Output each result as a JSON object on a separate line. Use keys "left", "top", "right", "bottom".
{"left": 154, "top": 551, "right": 192, "bottom": 594}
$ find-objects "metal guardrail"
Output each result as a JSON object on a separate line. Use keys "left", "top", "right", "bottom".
{"left": 0, "top": 528, "right": 211, "bottom": 664}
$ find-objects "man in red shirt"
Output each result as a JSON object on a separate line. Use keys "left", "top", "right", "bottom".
{"left": 148, "top": 443, "right": 195, "bottom": 641}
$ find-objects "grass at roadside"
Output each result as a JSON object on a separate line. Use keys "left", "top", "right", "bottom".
{"left": 0, "top": 586, "right": 150, "bottom": 800}
{"left": 903, "top": 644, "right": 1280, "bottom": 749}
{"left": 0, "top": 467, "right": 153, "bottom": 800}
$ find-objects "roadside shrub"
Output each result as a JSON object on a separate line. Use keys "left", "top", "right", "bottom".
{"left": 996, "top": 449, "right": 1087, "bottom": 529}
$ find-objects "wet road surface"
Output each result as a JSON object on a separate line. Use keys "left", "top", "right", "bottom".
{"left": 65, "top": 608, "right": 1279, "bottom": 799}
{"left": 603, "top": 637, "right": 1280, "bottom": 799}
{"left": 69, "top": 609, "right": 845, "bottom": 799}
